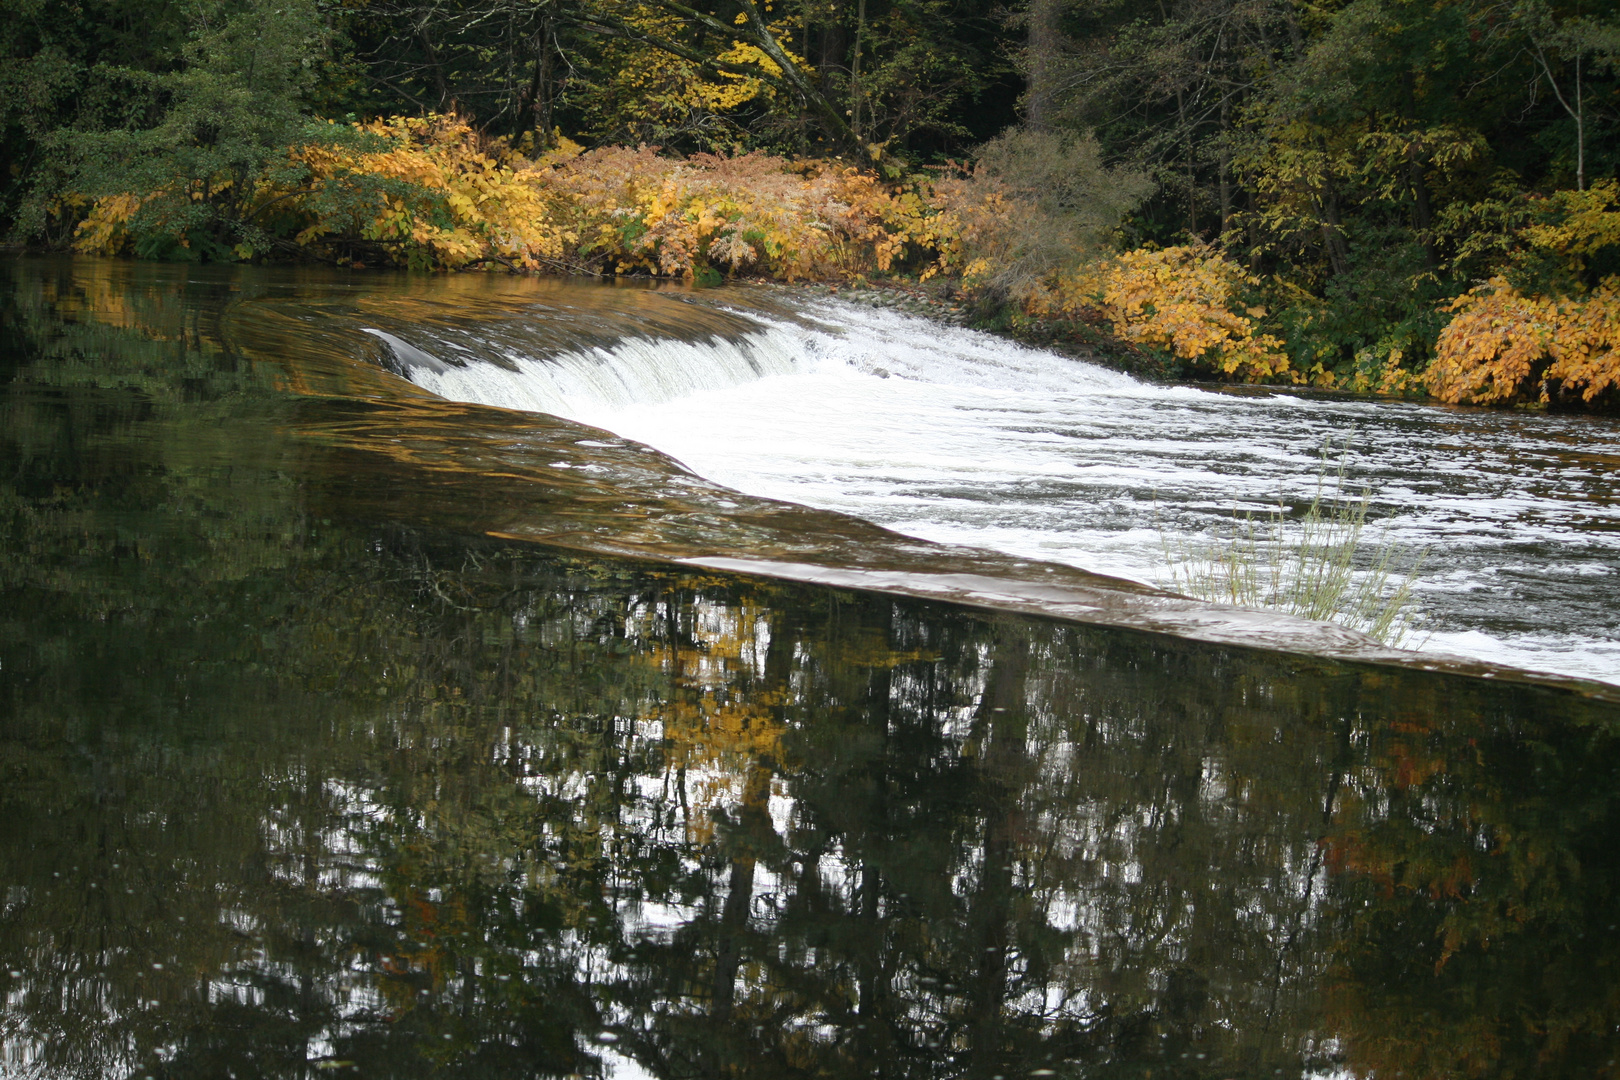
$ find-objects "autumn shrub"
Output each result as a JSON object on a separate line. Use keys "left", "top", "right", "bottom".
{"left": 548, "top": 146, "right": 929, "bottom": 280}
{"left": 1427, "top": 181, "right": 1620, "bottom": 406}
{"left": 1042, "top": 244, "right": 1295, "bottom": 381}
{"left": 76, "top": 115, "right": 578, "bottom": 270}
{"left": 75, "top": 114, "right": 938, "bottom": 279}
{"left": 1427, "top": 277, "right": 1620, "bottom": 405}
{"left": 287, "top": 115, "right": 577, "bottom": 270}
{"left": 927, "top": 128, "right": 1153, "bottom": 299}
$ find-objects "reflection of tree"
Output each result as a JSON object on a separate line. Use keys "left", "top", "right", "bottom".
{"left": 5, "top": 259, "right": 1620, "bottom": 1079}
{"left": 1322, "top": 686, "right": 1620, "bottom": 1079}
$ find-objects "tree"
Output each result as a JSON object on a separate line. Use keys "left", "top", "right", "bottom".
{"left": 60, "top": 0, "right": 342, "bottom": 260}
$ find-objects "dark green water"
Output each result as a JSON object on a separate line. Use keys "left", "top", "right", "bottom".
{"left": 4, "top": 257, "right": 1620, "bottom": 1080}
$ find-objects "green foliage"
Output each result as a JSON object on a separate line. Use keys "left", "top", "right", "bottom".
{"left": 56, "top": 0, "right": 346, "bottom": 259}
{"left": 930, "top": 126, "right": 1154, "bottom": 299}
{"left": 1047, "top": 0, "right": 1620, "bottom": 396}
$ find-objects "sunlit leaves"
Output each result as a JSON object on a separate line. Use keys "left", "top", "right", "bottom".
{"left": 1428, "top": 275, "right": 1620, "bottom": 404}
{"left": 1049, "top": 244, "right": 1294, "bottom": 382}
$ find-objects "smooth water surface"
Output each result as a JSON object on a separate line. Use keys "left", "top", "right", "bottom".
{"left": 374, "top": 291, "right": 1620, "bottom": 684}
{"left": 5, "top": 258, "right": 1620, "bottom": 1080}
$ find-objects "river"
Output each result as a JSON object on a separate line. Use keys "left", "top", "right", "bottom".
{"left": 2, "top": 256, "right": 1619, "bottom": 1079}
{"left": 366, "top": 280, "right": 1620, "bottom": 686}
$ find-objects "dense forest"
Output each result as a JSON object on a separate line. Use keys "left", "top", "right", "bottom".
{"left": 2, "top": 0, "right": 1618, "bottom": 403}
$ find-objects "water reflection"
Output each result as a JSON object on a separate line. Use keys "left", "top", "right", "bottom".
{"left": 3, "top": 257, "right": 1620, "bottom": 1080}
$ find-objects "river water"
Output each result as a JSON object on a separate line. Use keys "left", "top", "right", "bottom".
{"left": 4, "top": 257, "right": 1620, "bottom": 1080}
{"left": 376, "top": 287, "right": 1620, "bottom": 685}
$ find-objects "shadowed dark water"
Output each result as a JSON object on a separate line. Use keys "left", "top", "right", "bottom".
{"left": 4, "top": 257, "right": 1620, "bottom": 1080}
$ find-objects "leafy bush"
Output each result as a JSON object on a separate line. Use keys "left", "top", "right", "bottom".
{"left": 926, "top": 128, "right": 1153, "bottom": 298}
{"left": 552, "top": 145, "right": 929, "bottom": 279}
{"left": 61, "top": 0, "right": 337, "bottom": 262}
{"left": 75, "top": 114, "right": 936, "bottom": 278}
{"left": 1427, "top": 277, "right": 1620, "bottom": 405}
{"left": 292, "top": 116, "right": 575, "bottom": 270}
{"left": 1427, "top": 181, "right": 1620, "bottom": 405}
{"left": 1043, "top": 244, "right": 1294, "bottom": 381}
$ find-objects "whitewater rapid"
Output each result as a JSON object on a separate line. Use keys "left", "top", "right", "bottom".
{"left": 379, "top": 291, "right": 1620, "bottom": 686}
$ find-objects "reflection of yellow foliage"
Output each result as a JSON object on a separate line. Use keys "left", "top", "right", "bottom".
{"left": 1043, "top": 246, "right": 1294, "bottom": 381}
{"left": 642, "top": 600, "right": 786, "bottom": 842}
{"left": 1428, "top": 277, "right": 1620, "bottom": 404}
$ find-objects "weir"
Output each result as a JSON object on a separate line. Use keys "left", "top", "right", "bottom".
{"left": 357, "top": 280, "right": 1620, "bottom": 686}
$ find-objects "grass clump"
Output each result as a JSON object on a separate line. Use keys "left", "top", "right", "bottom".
{"left": 1160, "top": 439, "right": 1425, "bottom": 647}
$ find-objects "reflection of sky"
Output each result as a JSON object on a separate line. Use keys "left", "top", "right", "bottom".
{"left": 599, "top": 1044, "right": 659, "bottom": 1080}
{"left": 0, "top": 578, "right": 1419, "bottom": 1078}
{"left": 398, "top": 295, "right": 1620, "bottom": 684}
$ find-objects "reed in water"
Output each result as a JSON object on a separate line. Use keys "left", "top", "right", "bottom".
{"left": 1161, "top": 439, "right": 1425, "bottom": 647}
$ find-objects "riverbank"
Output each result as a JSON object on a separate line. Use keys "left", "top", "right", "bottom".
{"left": 45, "top": 113, "right": 1620, "bottom": 413}
{"left": 786, "top": 278, "right": 1259, "bottom": 386}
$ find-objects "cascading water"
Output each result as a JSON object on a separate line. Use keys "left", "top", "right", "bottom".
{"left": 362, "top": 286, "right": 1620, "bottom": 686}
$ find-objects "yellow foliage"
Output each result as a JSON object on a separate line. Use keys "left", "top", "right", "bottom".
{"left": 1428, "top": 182, "right": 1620, "bottom": 407}
{"left": 1428, "top": 276, "right": 1620, "bottom": 404}
{"left": 72, "top": 113, "right": 932, "bottom": 280}
{"left": 550, "top": 146, "right": 926, "bottom": 280}
{"left": 582, "top": 4, "right": 806, "bottom": 136}
{"left": 293, "top": 114, "right": 575, "bottom": 270}
{"left": 1522, "top": 179, "right": 1620, "bottom": 261}
{"left": 74, "top": 193, "right": 148, "bottom": 257}
{"left": 72, "top": 115, "right": 579, "bottom": 271}
{"left": 1044, "top": 245, "right": 1294, "bottom": 381}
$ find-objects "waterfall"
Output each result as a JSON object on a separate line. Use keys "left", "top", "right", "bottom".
{"left": 365, "top": 289, "right": 1620, "bottom": 686}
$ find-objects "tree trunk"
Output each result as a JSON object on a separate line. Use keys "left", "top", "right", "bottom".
{"left": 1409, "top": 148, "right": 1438, "bottom": 271}
{"left": 820, "top": 0, "right": 846, "bottom": 94}
{"left": 711, "top": 852, "right": 755, "bottom": 1022}
{"left": 1218, "top": 94, "right": 1232, "bottom": 239}
{"left": 851, "top": 0, "right": 868, "bottom": 140}
{"left": 965, "top": 629, "right": 1030, "bottom": 1077}
{"left": 1318, "top": 187, "right": 1350, "bottom": 282}
{"left": 1025, "top": 0, "right": 1062, "bottom": 130}
{"left": 1400, "top": 74, "right": 1437, "bottom": 271}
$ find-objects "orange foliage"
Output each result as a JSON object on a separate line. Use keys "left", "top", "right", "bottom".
{"left": 1427, "top": 276, "right": 1620, "bottom": 404}
{"left": 1041, "top": 245, "right": 1295, "bottom": 381}
{"left": 74, "top": 114, "right": 932, "bottom": 280}
{"left": 551, "top": 146, "right": 927, "bottom": 280}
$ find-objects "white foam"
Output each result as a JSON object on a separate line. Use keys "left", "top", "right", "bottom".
{"left": 388, "top": 296, "right": 1620, "bottom": 686}
{"left": 403, "top": 330, "right": 801, "bottom": 416}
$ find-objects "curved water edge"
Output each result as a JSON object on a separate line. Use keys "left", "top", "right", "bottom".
{"left": 314, "top": 275, "right": 1620, "bottom": 691}
{"left": 12, "top": 255, "right": 1614, "bottom": 693}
